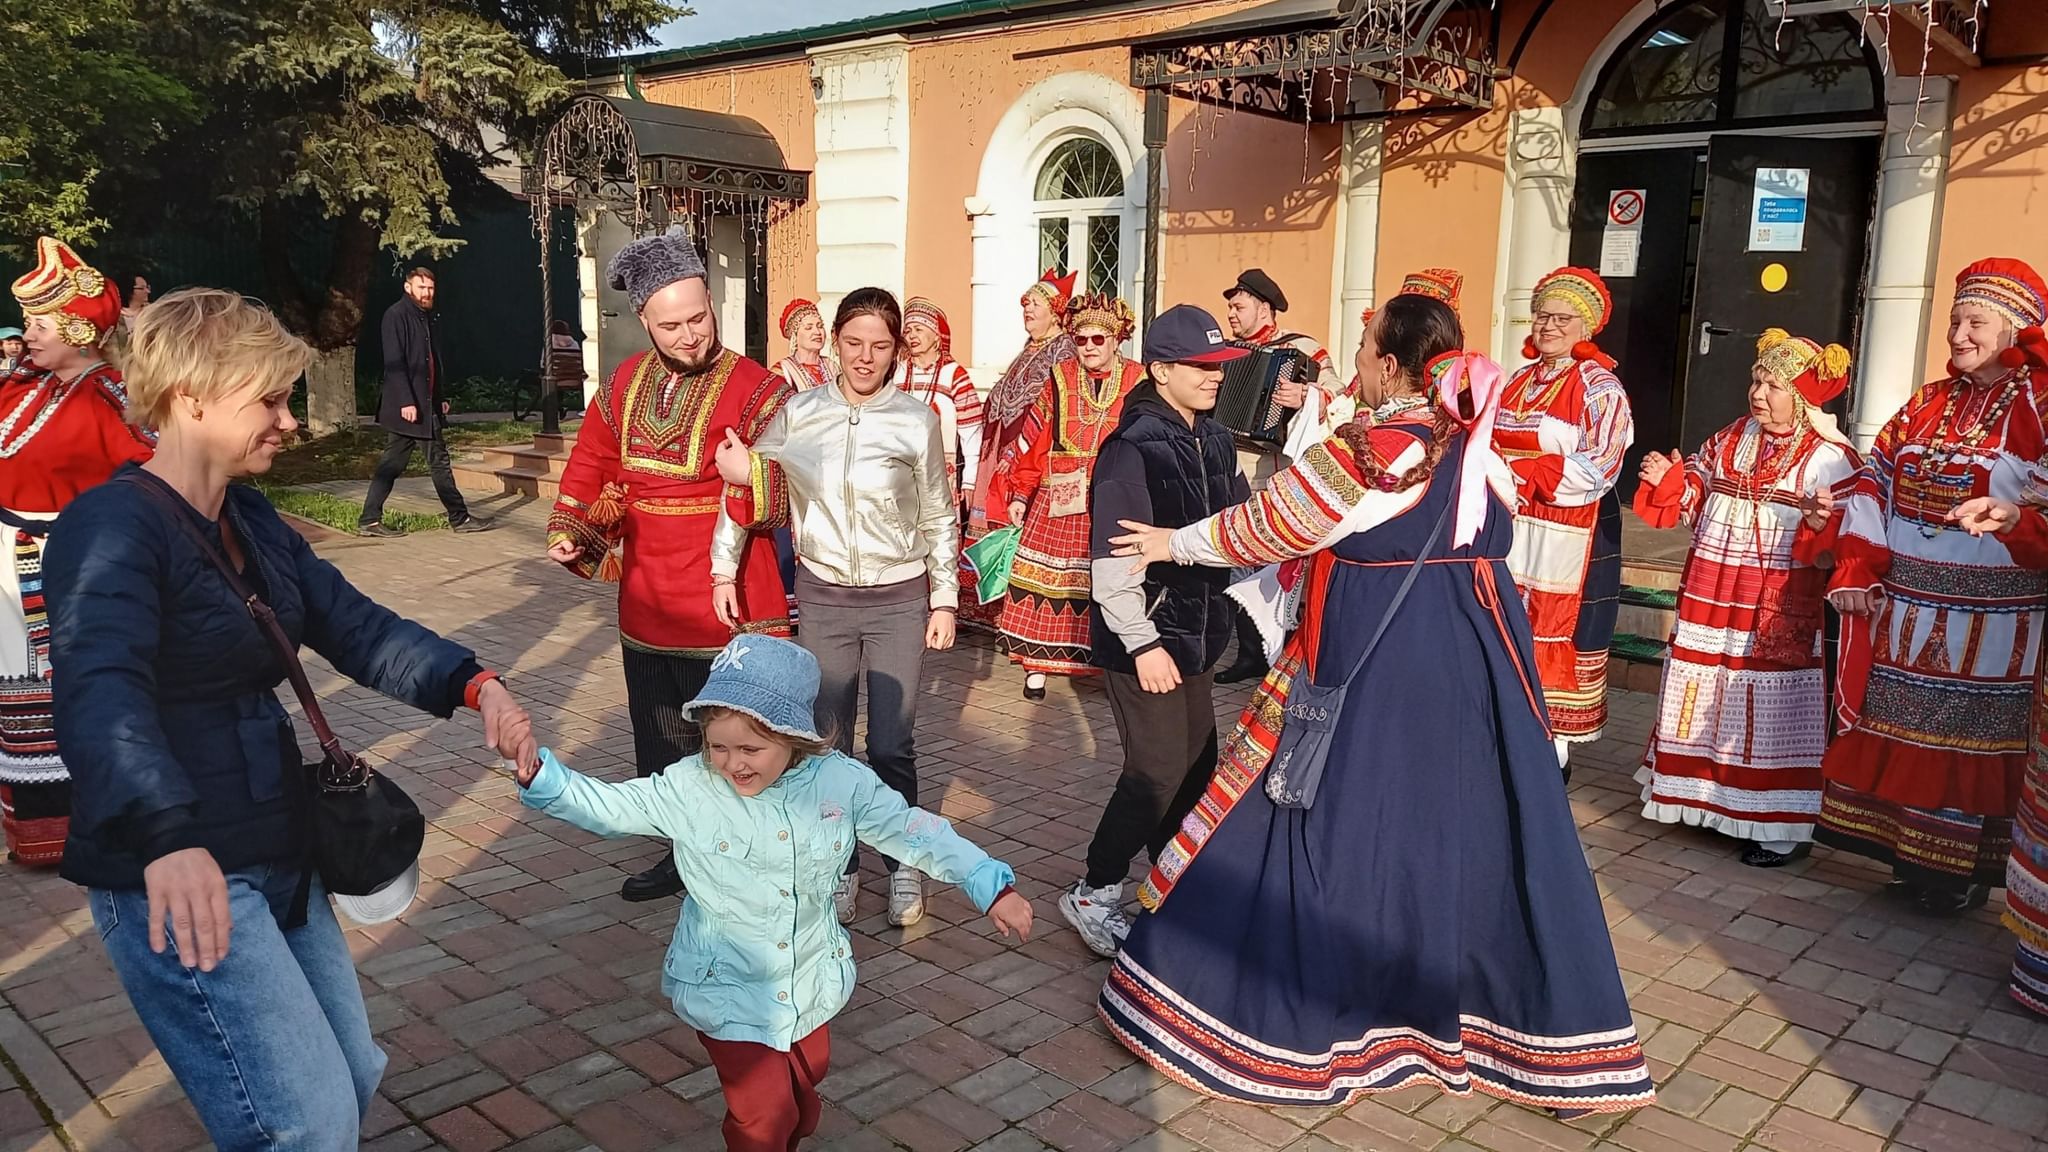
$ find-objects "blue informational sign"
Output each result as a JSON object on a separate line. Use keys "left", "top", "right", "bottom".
{"left": 1749, "top": 168, "right": 1810, "bottom": 253}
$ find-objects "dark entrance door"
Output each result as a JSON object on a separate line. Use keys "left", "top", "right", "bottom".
{"left": 1568, "top": 148, "right": 1700, "bottom": 499}
{"left": 1678, "top": 134, "right": 1878, "bottom": 451}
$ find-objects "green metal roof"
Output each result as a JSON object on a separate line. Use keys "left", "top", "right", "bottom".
{"left": 609, "top": 0, "right": 1156, "bottom": 73}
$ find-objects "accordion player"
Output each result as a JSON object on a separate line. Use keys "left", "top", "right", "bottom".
{"left": 1213, "top": 341, "right": 1313, "bottom": 446}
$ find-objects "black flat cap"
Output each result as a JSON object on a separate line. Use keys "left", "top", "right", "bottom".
{"left": 1225, "top": 268, "right": 1288, "bottom": 313}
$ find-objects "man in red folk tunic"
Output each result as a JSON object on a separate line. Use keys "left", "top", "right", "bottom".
{"left": 1, "top": 237, "right": 153, "bottom": 866}
{"left": 546, "top": 228, "right": 792, "bottom": 902}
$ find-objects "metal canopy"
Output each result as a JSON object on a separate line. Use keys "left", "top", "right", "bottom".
{"left": 1129, "top": 0, "right": 1498, "bottom": 120}
{"left": 607, "top": 96, "right": 811, "bottom": 201}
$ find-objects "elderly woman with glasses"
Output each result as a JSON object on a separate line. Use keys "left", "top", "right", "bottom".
{"left": 1494, "top": 267, "right": 1636, "bottom": 769}
{"left": 989, "top": 292, "right": 1145, "bottom": 700}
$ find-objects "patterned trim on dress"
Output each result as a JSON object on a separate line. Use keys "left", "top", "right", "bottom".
{"left": 1816, "top": 780, "right": 2012, "bottom": 885}
{"left": 620, "top": 351, "right": 738, "bottom": 480}
{"left": 0, "top": 532, "right": 61, "bottom": 783}
{"left": 1100, "top": 954, "right": 1655, "bottom": 1112}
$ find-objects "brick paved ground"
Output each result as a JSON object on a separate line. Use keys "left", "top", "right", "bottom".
{"left": 5, "top": 504, "right": 2048, "bottom": 1152}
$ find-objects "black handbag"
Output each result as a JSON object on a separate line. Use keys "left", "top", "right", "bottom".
{"left": 134, "top": 476, "right": 425, "bottom": 909}
{"left": 1265, "top": 494, "right": 1453, "bottom": 810}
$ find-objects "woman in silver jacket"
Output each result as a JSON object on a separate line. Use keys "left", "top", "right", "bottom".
{"left": 712, "top": 287, "right": 960, "bottom": 929}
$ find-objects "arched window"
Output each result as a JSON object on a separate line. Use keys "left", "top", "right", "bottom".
{"left": 1585, "top": 0, "right": 1882, "bottom": 136}
{"left": 1034, "top": 137, "right": 1128, "bottom": 297}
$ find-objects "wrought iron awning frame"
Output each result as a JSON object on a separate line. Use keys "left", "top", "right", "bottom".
{"left": 525, "top": 94, "right": 811, "bottom": 433}
{"left": 1129, "top": 0, "right": 1499, "bottom": 121}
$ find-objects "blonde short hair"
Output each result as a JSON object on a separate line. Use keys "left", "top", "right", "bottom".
{"left": 123, "top": 287, "right": 313, "bottom": 431}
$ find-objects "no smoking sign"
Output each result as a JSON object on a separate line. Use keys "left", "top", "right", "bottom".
{"left": 1608, "top": 189, "right": 1646, "bottom": 228}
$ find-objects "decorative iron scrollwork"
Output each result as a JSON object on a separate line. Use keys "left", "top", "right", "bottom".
{"left": 1129, "top": 0, "right": 1497, "bottom": 121}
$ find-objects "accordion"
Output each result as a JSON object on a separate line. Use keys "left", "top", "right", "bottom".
{"left": 1214, "top": 342, "right": 1312, "bottom": 446}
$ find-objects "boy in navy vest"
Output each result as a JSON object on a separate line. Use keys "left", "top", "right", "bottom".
{"left": 1061, "top": 304, "right": 1252, "bottom": 957}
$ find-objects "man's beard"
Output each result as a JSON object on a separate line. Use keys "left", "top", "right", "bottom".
{"left": 656, "top": 338, "right": 722, "bottom": 376}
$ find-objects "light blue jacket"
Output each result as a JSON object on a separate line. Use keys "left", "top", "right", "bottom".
{"left": 520, "top": 748, "right": 1016, "bottom": 1050}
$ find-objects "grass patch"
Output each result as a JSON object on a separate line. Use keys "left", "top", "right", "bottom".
{"left": 264, "top": 421, "right": 547, "bottom": 488}
{"left": 256, "top": 485, "right": 447, "bottom": 535}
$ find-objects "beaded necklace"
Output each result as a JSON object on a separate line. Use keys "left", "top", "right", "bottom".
{"left": 0, "top": 362, "right": 108, "bottom": 460}
{"left": 1507, "top": 357, "right": 1576, "bottom": 421}
{"left": 1914, "top": 368, "right": 2027, "bottom": 538}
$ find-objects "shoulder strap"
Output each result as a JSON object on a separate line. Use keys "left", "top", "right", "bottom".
{"left": 1322, "top": 472, "right": 1455, "bottom": 689}
{"left": 128, "top": 473, "right": 354, "bottom": 768}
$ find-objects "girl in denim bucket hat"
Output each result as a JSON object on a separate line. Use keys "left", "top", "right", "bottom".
{"left": 515, "top": 635, "right": 1032, "bottom": 1152}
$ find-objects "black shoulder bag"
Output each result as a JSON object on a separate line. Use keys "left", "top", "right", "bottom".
{"left": 133, "top": 475, "right": 424, "bottom": 917}
{"left": 1265, "top": 492, "right": 1453, "bottom": 810}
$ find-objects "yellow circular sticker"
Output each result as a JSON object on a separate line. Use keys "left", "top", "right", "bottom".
{"left": 1761, "top": 263, "right": 1789, "bottom": 293}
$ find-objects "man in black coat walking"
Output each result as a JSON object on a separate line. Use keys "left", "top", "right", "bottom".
{"left": 360, "top": 268, "right": 488, "bottom": 536}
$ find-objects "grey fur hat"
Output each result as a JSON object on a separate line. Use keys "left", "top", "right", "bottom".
{"left": 607, "top": 225, "right": 707, "bottom": 314}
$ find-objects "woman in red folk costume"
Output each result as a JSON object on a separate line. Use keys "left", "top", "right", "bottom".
{"left": 1, "top": 237, "right": 153, "bottom": 866}
{"left": 961, "top": 270, "right": 1079, "bottom": 629}
{"left": 993, "top": 293, "right": 1144, "bottom": 699}
{"left": 1633, "top": 331, "right": 1859, "bottom": 868}
{"left": 775, "top": 299, "right": 834, "bottom": 393}
{"left": 896, "top": 297, "right": 984, "bottom": 512}
{"left": 1816, "top": 258, "right": 2048, "bottom": 917}
{"left": 1496, "top": 267, "right": 1635, "bottom": 770}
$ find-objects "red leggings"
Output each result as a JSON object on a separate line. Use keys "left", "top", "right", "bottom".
{"left": 699, "top": 1026, "right": 832, "bottom": 1152}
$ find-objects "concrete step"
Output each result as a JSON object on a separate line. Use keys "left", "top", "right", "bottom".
{"left": 451, "top": 431, "right": 581, "bottom": 501}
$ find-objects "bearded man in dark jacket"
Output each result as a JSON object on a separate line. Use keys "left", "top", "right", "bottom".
{"left": 360, "top": 267, "right": 489, "bottom": 536}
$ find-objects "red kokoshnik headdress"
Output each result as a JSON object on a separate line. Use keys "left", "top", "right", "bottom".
{"left": 11, "top": 237, "right": 122, "bottom": 348}
{"left": 778, "top": 298, "right": 821, "bottom": 340}
{"left": 1525, "top": 266, "right": 1616, "bottom": 370}
{"left": 1023, "top": 268, "right": 1080, "bottom": 315}
{"left": 1063, "top": 292, "right": 1136, "bottom": 344}
{"left": 1361, "top": 267, "right": 1464, "bottom": 328}
{"left": 1954, "top": 257, "right": 2048, "bottom": 371}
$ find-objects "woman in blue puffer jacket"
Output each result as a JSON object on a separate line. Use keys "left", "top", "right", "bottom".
{"left": 43, "top": 288, "right": 538, "bottom": 1152}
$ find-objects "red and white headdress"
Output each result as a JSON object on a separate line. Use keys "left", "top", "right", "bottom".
{"left": 1954, "top": 257, "right": 2048, "bottom": 370}
{"left": 904, "top": 296, "right": 953, "bottom": 359}
{"left": 779, "top": 298, "right": 821, "bottom": 339}
{"left": 11, "top": 237, "right": 122, "bottom": 348}
{"left": 1756, "top": 328, "right": 1854, "bottom": 445}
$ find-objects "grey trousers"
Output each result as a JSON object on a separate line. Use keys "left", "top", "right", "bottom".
{"left": 797, "top": 592, "right": 927, "bottom": 874}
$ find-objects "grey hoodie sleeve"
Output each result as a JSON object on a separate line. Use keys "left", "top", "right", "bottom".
{"left": 1089, "top": 438, "right": 1162, "bottom": 656}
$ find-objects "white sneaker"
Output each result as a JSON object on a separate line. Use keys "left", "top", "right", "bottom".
{"left": 889, "top": 869, "right": 926, "bottom": 927}
{"left": 833, "top": 872, "right": 859, "bottom": 924}
{"left": 1059, "top": 880, "right": 1131, "bottom": 959}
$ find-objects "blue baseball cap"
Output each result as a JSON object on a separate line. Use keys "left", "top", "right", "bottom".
{"left": 682, "top": 635, "right": 823, "bottom": 741}
{"left": 0, "top": 328, "right": 21, "bottom": 340}
{"left": 1143, "top": 304, "right": 1251, "bottom": 366}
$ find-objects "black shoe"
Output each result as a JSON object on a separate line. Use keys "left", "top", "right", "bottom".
{"left": 1741, "top": 842, "right": 1812, "bottom": 869}
{"left": 1023, "top": 682, "right": 1047, "bottom": 701}
{"left": 451, "top": 516, "right": 493, "bottom": 534}
{"left": 1215, "top": 654, "right": 1269, "bottom": 686}
{"left": 357, "top": 521, "right": 404, "bottom": 538}
{"left": 1914, "top": 883, "right": 1989, "bottom": 918}
{"left": 620, "top": 858, "right": 684, "bottom": 902}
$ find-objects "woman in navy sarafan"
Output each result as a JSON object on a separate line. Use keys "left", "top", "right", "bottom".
{"left": 1099, "top": 296, "right": 1655, "bottom": 1115}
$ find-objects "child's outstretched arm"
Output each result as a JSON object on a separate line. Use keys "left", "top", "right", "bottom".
{"left": 517, "top": 749, "right": 678, "bottom": 841}
{"left": 848, "top": 765, "right": 1033, "bottom": 939}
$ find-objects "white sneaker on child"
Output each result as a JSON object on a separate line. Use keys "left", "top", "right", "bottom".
{"left": 1059, "top": 880, "right": 1130, "bottom": 958}
{"left": 889, "top": 869, "right": 926, "bottom": 927}
{"left": 833, "top": 872, "right": 859, "bottom": 924}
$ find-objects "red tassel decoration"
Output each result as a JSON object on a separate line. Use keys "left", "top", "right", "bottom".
{"left": 597, "top": 546, "right": 623, "bottom": 584}
{"left": 1522, "top": 336, "right": 1539, "bottom": 361}
{"left": 2017, "top": 326, "right": 2048, "bottom": 370}
{"left": 2000, "top": 345, "right": 2028, "bottom": 370}
{"left": 1572, "top": 340, "right": 1618, "bottom": 371}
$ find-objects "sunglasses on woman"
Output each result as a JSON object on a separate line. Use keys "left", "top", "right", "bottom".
{"left": 1074, "top": 334, "right": 1116, "bottom": 347}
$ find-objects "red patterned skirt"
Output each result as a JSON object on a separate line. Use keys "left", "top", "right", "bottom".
{"left": 996, "top": 498, "right": 1097, "bottom": 677}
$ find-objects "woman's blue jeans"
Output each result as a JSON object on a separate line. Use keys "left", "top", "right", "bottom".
{"left": 90, "top": 864, "right": 384, "bottom": 1151}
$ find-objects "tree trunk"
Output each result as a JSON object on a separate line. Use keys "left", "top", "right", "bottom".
{"left": 304, "top": 345, "right": 358, "bottom": 436}
{"left": 300, "top": 213, "right": 379, "bottom": 437}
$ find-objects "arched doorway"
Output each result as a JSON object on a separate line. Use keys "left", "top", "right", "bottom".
{"left": 1566, "top": 0, "right": 1885, "bottom": 478}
